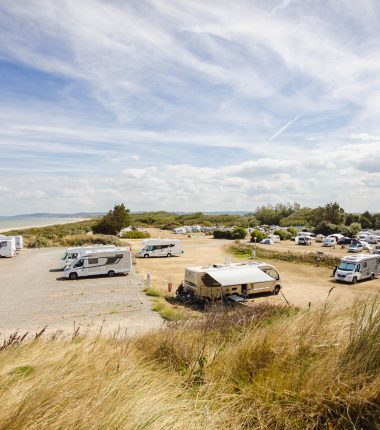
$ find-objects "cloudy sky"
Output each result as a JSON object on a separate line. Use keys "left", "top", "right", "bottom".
{"left": 0, "top": 0, "right": 379, "bottom": 215}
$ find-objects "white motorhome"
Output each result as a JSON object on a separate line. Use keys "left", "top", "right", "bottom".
{"left": 335, "top": 254, "right": 380, "bottom": 284}
{"left": 173, "top": 227, "right": 187, "bottom": 234}
{"left": 182, "top": 262, "right": 281, "bottom": 300}
{"left": 0, "top": 235, "right": 24, "bottom": 249}
{"left": 59, "top": 245, "right": 117, "bottom": 269}
{"left": 322, "top": 237, "right": 337, "bottom": 247}
{"left": 366, "top": 234, "right": 380, "bottom": 244}
{"left": 0, "top": 237, "right": 16, "bottom": 257}
{"left": 64, "top": 248, "right": 132, "bottom": 280}
{"left": 139, "top": 239, "right": 183, "bottom": 258}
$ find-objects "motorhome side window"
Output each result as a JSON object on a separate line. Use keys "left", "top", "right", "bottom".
{"left": 0, "top": 242, "right": 6, "bottom": 248}
{"left": 89, "top": 258, "right": 98, "bottom": 265}
{"left": 363, "top": 262, "right": 367, "bottom": 268}
{"left": 74, "top": 259, "right": 84, "bottom": 268}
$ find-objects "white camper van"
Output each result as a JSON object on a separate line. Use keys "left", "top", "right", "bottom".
{"left": 139, "top": 239, "right": 183, "bottom": 258}
{"left": 0, "top": 235, "right": 24, "bottom": 249}
{"left": 60, "top": 245, "right": 117, "bottom": 269}
{"left": 64, "top": 248, "right": 132, "bottom": 280}
{"left": 335, "top": 254, "right": 380, "bottom": 284}
{"left": 0, "top": 238, "right": 16, "bottom": 257}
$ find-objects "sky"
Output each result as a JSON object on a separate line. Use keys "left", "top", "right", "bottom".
{"left": 0, "top": 0, "right": 380, "bottom": 215}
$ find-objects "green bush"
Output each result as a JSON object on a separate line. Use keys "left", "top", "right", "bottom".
{"left": 250, "top": 229, "right": 267, "bottom": 242}
{"left": 27, "top": 235, "right": 52, "bottom": 248}
{"left": 213, "top": 228, "right": 247, "bottom": 240}
{"left": 122, "top": 231, "right": 150, "bottom": 239}
{"left": 273, "top": 229, "right": 291, "bottom": 240}
{"left": 63, "top": 234, "right": 122, "bottom": 247}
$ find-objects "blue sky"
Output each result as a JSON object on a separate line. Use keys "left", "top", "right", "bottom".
{"left": 0, "top": 0, "right": 379, "bottom": 215}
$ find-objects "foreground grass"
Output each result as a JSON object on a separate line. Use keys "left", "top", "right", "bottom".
{"left": 1, "top": 301, "right": 380, "bottom": 429}
{"left": 230, "top": 242, "right": 340, "bottom": 269}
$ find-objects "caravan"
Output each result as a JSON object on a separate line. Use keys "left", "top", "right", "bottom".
{"left": 139, "top": 239, "right": 183, "bottom": 258}
{"left": 64, "top": 248, "right": 132, "bottom": 280}
{"left": 0, "top": 237, "right": 16, "bottom": 257}
{"left": 181, "top": 262, "right": 281, "bottom": 301}
{"left": 335, "top": 254, "right": 380, "bottom": 284}
{"left": 59, "top": 245, "right": 117, "bottom": 269}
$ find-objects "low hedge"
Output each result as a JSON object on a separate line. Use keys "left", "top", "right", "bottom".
{"left": 230, "top": 243, "right": 340, "bottom": 269}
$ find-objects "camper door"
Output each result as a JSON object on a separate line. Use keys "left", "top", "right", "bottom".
{"left": 72, "top": 258, "right": 87, "bottom": 277}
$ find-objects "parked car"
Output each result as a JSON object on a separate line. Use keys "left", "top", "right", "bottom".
{"left": 337, "top": 237, "right": 352, "bottom": 245}
{"left": 260, "top": 238, "right": 274, "bottom": 245}
{"left": 323, "top": 238, "right": 336, "bottom": 247}
{"left": 348, "top": 243, "right": 363, "bottom": 253}
{"left": 315, "top": 234, "right": 325, "bottom": 243}
{"left": 298, "top": 236, "right": 312, "bottom": 246}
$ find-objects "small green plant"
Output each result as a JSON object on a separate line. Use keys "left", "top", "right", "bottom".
{"left": 122, "top": 231, "right": 150, "bottom": 239}
{"left": 10, "top": 365, "right": 35, "bottom": 378}
{"left": 143, "top": 287, "right": 162, "bottom": 297}
{"left": 152, "top": 298, "right": 185, "bottom": 321}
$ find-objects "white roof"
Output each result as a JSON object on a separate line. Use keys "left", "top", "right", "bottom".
{"left": 205, "top": 267, "right": 273, "bottom": 286}
{"left": 342, "top": 254, "right": 377, "bottom": 262}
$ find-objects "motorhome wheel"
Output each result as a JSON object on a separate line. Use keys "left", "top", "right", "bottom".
{"left": 352, "top": 277, "right": 357, "bottom": 284}
{"left": 108, "top": 270, "right": 115, "bottom": 277}
{"left": 370, "top": 273, "right": 375, "bottom": 280}
{"left": 69, "top": 272, "right": 78, "bottom": 280}
{"left": 274, "top": 285, "right": 281, "bottom": 295}
{"left": 144, "top": 254, "right": 149, "bottom": 258}
{"left": 167, "top": 253, "right": 172, "bottom": 257}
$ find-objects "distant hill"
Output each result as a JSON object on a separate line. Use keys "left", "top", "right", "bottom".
{"left": 0, "top": 212, "right": 104, "bottom": 220}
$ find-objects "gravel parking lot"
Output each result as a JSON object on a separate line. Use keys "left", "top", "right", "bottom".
{"left": 0, "top": 248, "right": 163, "bottom": 336}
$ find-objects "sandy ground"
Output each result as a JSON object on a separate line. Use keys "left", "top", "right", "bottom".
{"left": 0, "top": 247, "right": 163, "bottom": 337}
{"left": 1, "top": 230, "right": 379, "bottom": 337}
{"left": 126, "top": 229, "right": 380, "bottom": 310}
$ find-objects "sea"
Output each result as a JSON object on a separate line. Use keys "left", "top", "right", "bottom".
{"left": 0, "top": 217, "right": 87, "bottom": 232}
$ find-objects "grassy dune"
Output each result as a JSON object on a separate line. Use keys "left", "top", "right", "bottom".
{"left": 3, "top": 220, "right": 123, "bottom": 248}
{"left": 1, "top": 301, "right": 380, "bottom": 429}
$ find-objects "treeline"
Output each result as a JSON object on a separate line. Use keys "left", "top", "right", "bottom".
{"left": 127, "top": 203, "right": 379, "bottom": 236}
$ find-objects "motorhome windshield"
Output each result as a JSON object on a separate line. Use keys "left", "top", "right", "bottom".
{"left": 338, "top": 262, "right": 356, "bottom": 271}
{"left": 61, "top": 252, "right": 68, "bottom": 260}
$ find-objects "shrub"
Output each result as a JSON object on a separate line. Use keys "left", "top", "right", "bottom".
{"left": 213, "top": 228, "right": 247, "bottom": 240}
{"left": 250, "top": 229, "right": 267, "bottom": 242}
{"left": 230, "top": 243, "right": 340, "bottom": 268}
{"left": 286, "top": 227, "right": 298, "bottom": 236}
{"left": 122, "top": 231, "right": 150, "bottom": 239}
{"left": 273, "top": 229, "right": 291, "bottom": 240}
{"left": 27, "top": 235, "right": 52, "bottom": 248}
{"left": 63, "top": 234, "right": 122, "bottom": 247}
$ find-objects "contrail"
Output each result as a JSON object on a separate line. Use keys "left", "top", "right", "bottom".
{"left": 269, "top": 115, "right": 300, "bottom": 141}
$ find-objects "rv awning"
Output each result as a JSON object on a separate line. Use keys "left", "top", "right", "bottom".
{"left": 205, "top": 267, "right": 273, "bottom": 287}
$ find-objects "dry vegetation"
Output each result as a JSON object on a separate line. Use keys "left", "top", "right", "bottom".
{"left": 1, "top": 300, "right": 380, "bottom": 429}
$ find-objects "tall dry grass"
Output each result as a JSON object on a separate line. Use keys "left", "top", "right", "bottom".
{"left": 1, "top": 300, "right": 380, "bottom": 429}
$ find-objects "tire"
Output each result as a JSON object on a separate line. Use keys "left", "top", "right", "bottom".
{"left": 352, "top": 277, "right": 357, "bottom": 284}
{"left": 370, "top": 273, "right": 375, "bottom": 280}
{"left": 69, "top": 272, "right": 78, "bottom": 280}
{"left": 167, "top": 253, "right": 172, "bottom": 257}
{"left": 144, "top": 254, "right": 149, "bottom": 258}
{"left": 274, "top": 285, "right": 281, "bottom": 295}
{"left": 108, "top": 270, "right": 115, "bottom": 277}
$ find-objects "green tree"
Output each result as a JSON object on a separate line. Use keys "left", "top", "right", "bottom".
{"left": 93, "top": 204, "right": 131, "bottom": 235}
{"left": 310, "top": 202, "right": 345, "bottom": 226}
{"left": 349, "top": 222, "right": 361, "bottom": 237}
